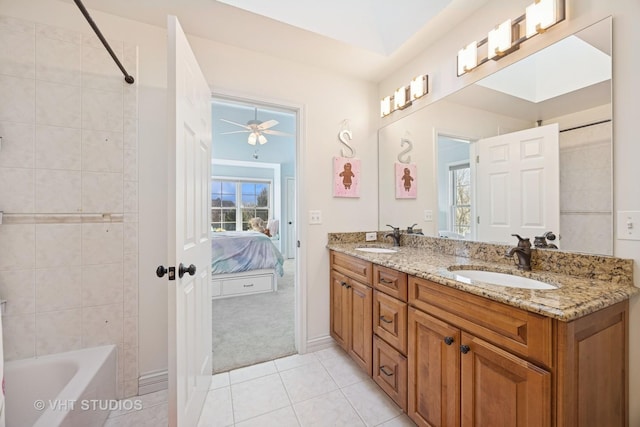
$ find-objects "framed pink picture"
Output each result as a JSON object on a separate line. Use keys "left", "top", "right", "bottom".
{"left": 395, "top": 162, "right": 417, "bottom": 198}
{"left": 333, "top": 157, "right": 360, "bottom": 198}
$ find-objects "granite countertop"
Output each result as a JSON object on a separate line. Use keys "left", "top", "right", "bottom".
{"left": 327, "top": 241, "right": 638, "bottom": 321}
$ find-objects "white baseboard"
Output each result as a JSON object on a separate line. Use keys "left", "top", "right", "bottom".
{"left": 138, "top": 370, "right": 168, "bottom": 395}
{"left": 304, "top": 335, "right": 336, "bottom": 354}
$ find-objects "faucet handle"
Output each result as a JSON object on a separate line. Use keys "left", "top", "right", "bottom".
{"left": 543, "top": 231, "right": 556, "bottom": 241}
{"left": 386, "top": 224, "right": 399, "bottom": 231}
{"left": 407, "top": 223, "right": 418, "bottom": 233}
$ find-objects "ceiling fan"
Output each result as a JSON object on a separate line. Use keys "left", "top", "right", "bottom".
{"left": 220, "top": 108, "right": 291, "bottom": 145}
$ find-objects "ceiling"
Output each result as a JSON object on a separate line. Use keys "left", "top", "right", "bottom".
{"left": 63, "top": 0, "right": 491, "bottom": 81}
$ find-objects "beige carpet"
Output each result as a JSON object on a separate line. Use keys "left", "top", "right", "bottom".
{"left": 211, "top": 259, "right": 296, "bottom": 373}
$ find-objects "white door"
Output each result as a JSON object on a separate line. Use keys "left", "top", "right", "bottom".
{"left": 286, "top": 177, "right": 296, "bottom": 258}
{"left": 475, "top": 124, "right": 559, "bottom": 245}
{"left": 167, "top": 16, "right": 212, "bottom": 427}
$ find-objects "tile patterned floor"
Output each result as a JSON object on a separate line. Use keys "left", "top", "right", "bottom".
{"left": 104, "top": 345, "right": 417, "bottom": 426}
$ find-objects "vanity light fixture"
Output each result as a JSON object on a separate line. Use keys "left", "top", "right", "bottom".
{"left": 410, "top": 75, "right": 428, "bottom": 101}
{"left": 526, "top": 0, "right": 559, "bottom": 37}
{"left": 381, "top": 74, "right": 429, "bottom": 117}
{"left": 487, "top": 19, "right": 512, "bottom": 59}
{"left": 457, "top": 41, "right": 478, "bottom": 76}
{"left": 457, "top": 0, "right": 564, "bottom": 76}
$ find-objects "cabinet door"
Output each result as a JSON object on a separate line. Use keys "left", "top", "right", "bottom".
{"left": 408, "top": 307, "right": 461, "bottom": 427}
{"left": 460, "top": 332, "right": 551, "bottom": 427}
{"left": 330, "top": 269, "right": 350, "bottom": 350}
{"left": 348, "top": 279, "right": 373, "bottom": 375}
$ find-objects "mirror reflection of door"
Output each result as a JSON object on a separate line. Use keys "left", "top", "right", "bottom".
{"left": 475, "top": 124, "right": 560, "bottom": 245}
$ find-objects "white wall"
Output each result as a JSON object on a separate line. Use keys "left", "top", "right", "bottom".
{"left": 378, "top": 0, "right": 640, "bottom": 423}
{"left": 0, "top": 0, "right": 379, "bottom": 381}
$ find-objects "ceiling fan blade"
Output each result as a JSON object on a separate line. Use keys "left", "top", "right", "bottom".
{"left": 220, "top": 118, "right": 251, "bottom": 130}
{"left": 262, "top": 129, "right": 292, "bottom": 136}
{"left": 257, "top": 119, "right": 279, "bottom": 130}
{"left": 220, "top": 130, "right": 251, "bottom": 135}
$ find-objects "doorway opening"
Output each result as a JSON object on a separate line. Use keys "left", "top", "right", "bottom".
{"left": 210, "top": 95, "right": 298, "bottom": 373}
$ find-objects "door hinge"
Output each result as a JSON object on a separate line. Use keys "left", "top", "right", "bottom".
{"left": 297, "top": 240, "right": 300, "bottom": 248}
{"left": 477, "top": 216, "right": 480, "bottom": 224}
{"left": 476, "top": 155, "right": 480, "bottom": 164}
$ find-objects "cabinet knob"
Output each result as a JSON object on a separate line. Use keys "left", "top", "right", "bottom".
{"left": 460, "top": 344, "right": 470, "bottom": 354}
{"left": 444, "top": 336, "right": 454, "bottom": 345}
{"left": 340, "top": 281, "right": 347, "bottom": 287}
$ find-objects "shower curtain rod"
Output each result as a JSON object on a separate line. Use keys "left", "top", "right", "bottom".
{"left": 560, "top": 119, "right": 611, "bottom": 133}
{"left": 73, "top": 0, "right": 135, "bottom": 84}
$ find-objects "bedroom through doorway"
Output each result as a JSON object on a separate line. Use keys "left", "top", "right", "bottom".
{"left": 210, "top": 96, "right": 297, "bottom": 373}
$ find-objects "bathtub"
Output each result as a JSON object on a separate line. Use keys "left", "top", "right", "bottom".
{"left": 4, "top": 345, "right": 117, "bottom": 427}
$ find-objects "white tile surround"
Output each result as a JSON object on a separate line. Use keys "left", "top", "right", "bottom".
{"left": 105, "top": 346, "right": 417, "bottom": 427}
{"left": 0, "top": 15, "right": 139, "bottom": 398}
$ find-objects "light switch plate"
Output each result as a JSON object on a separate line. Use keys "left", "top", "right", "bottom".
{"left": 309, "top": 210, "right": 322, "bottom": 224}
{"left": 365, "top": 232, "right": 377, "bottom": 241}
{"left": 617, "top": 211, "right": 640, "bottom": 240}
{"left": 424, "top": 210, "right": 433, "bottom": 221}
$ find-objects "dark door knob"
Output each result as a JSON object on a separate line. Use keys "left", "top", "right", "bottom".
{"left": 460, "top": 344, "right": 470, "bottom": 354}
{"left": 178, "top": 263, "right": 196, "bottom": 278}
{"left": 444, "top": 336, "right": 454, "bottom": 345}
{"left": 156, "top": 266, "right": 168, "bottom": 278}
{"left": 288, "top": 221, "right": 292, "bottom": 224}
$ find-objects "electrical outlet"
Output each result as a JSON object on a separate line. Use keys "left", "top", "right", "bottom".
{"left": 617, "top": 211, "right": 640, "bottom": 240}
{"left": 309, "top": 210, "right": 322, "bottom": 224}
{"left": 424, "top": 210, "right": 433, "bottom": 221}
{"left": 365, "top": 232, "right": 377, "bottom": 241}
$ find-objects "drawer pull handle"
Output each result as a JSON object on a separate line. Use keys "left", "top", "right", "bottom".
{"left": 340, "top": 281, "right": 347, "bottom": 287}
{"left": 380, "top": 366, "right": 394, "bottom": 376}
{"left": 380, "top": 316, "right": 393, "bottom": 324}
{"left": 444, "top": 336, "right": 454, "bottom": 345}
{"left": 243, "top": 284, "right": 254, "bottom": 288}
{"left": 379, "top": 278, "right": 393, "bottom": 284}
{"left": 460, "top": 344, "right": 470, "bottom": 354}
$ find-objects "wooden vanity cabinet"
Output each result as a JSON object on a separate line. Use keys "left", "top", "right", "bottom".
{"left": 408, "top": 275, "right": 629, "bottom": 427}
{"left": 329, "top": 251, "right": 373, "bottom": 375}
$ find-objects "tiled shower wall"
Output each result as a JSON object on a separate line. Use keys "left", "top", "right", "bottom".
{"left": 0, "top": 16, "right": 139, "bottom": 398}
{"left": 559, "top": 121, "right": 612, "bottom": 255}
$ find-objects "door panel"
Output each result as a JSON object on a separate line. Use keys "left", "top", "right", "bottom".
{"left": 476, "top": 124, "right": 559, "bottom": 244}
{"left": 167, "top": 16, "right": 212, "bottom": 427}
{"left": 348, "top": 280, "right": 373, "bottom": 375}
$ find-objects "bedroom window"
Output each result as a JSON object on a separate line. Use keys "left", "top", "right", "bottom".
{"left": 211, "top": 179, "right": 271, "bottom": 231}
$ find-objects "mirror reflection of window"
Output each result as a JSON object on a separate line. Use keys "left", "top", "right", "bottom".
{"left": 450, "top": 163, "right": 471, "bottom": 237}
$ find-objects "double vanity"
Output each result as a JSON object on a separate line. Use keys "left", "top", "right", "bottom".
{"left": 327, "top": 232, "right": 637, "bottom": 427}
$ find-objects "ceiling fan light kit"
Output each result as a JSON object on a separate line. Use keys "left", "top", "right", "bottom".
{"left": 220, "top": 107, "right": 292, "bottom": 145}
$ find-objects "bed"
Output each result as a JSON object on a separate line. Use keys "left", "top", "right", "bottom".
{"left": 210, "top": 231, "right": 285, "bottom": 299}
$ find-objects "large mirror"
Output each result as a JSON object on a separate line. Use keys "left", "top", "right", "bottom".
{"left": 378, "top": 17, "right": 612, "bottom": 255}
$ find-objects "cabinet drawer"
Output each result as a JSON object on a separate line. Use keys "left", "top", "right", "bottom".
{"left": 330, "top": 251, "right": 372, "bottom": 285}
{"left": 373, "top": 335, "right": 407, "bottom": 411}
{"left": 409, "top": 276, "right": 552, "bottom": 367}
{"left": 373, "top": 290, "right": 407, "bottom": 354}
{"left": 222, "top": 274, "right": 273, "bottom": 296}
{"left": 373, "top": 265, "right": 407, "bottom": 301}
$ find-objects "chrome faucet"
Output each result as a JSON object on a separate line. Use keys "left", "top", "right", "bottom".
{"left": 506, "top": 234, "right": 532, "bottom": 271}
{"left": 385, "top": 224, "right": 401, "bottom": 246}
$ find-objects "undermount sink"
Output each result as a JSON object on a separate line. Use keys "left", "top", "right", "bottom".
{"left": 355, "top": 247, "right": 397, "bottom": 254}
{"left": 450, "top": 269, "right": 557, "bottom": 290}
